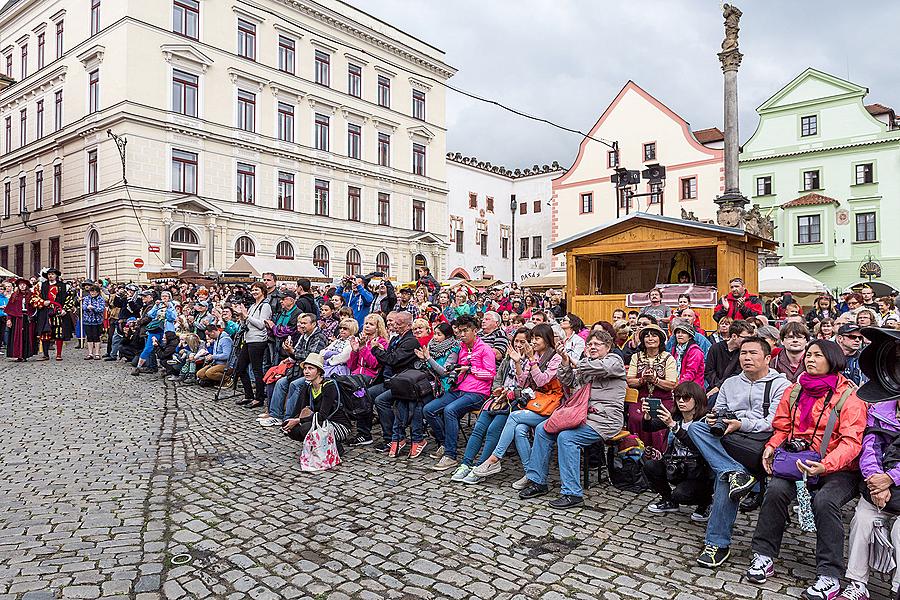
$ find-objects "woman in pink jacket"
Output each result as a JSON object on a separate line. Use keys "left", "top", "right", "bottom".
{"left": 472, "top": 324, "right": 563, "bottom": 488}
{"left": 424, "top": 314, "right": 497, "bottom": 471}
{"left": 347, "top": 314, "right": 388, "bottom": 379}
{"left": 671, "top": 320, "right": 705, "bottom": 386}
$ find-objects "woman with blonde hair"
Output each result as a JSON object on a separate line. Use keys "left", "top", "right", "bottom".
{"left": 321, "top": 317, "right": 358, "bottom": 377}
{"left": 348, "top": 313, "right": 388, "bottom": 379}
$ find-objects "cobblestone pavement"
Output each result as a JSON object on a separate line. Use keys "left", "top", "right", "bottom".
{"left": 1, "top": 353, "right": 895, "bottom": 599}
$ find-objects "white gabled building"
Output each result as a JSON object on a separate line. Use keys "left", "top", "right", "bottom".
{"left": 445, "top": 152, "right": 563, "bottom": 283}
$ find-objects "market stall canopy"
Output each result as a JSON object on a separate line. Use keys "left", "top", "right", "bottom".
{"left": 224, "top": 255, "right": 331, "bottom": 283}
{"left": 520, "top": 272, "right": 567, "bottom": 289}
{"left": 0, "top": 266, "right": 18, "bottom": 278}
{"left": 758, "top": 266, "right": 828, "bottom": 295}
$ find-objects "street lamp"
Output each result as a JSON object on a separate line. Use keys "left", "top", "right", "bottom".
{"left": 510, "top": 194, "right": 517, "bottom": 284}
{"left": 20, "top": 206, "right": 37, "bottom": 231}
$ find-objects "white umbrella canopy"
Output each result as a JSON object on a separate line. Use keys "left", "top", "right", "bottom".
{"left": 758, "top": 266, "right": 828, "bottom": 295}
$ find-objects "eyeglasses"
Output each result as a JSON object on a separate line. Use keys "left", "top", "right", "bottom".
{"left": 677, "top": 395, "right": 694, "bottom": 401}
{"left": 845, "top": 334, "right": 863, "bottom": 341}
{"left": 339, "top": 326, "right": 350, "bottom": 331}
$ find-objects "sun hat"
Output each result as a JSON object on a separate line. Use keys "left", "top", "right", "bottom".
{"left": 301, "top": 352, "right": 325, "bottom": 374}
{"left": 639, "top": 323, "right": 668, "bottom": 345}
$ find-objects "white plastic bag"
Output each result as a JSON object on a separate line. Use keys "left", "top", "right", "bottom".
{"left": 300, "top": 414, "right": 342, "bottom": 472}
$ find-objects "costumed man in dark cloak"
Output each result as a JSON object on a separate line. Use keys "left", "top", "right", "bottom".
{"left": 34, "top": 268, "right": 76, "bottom": 361}
{"left": 5, "top": 278, "right": 37, "bottom": 361}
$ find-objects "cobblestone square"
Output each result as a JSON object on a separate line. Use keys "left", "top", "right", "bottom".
{"left": 0, "top": 357, "right": 894, "bottom": 599}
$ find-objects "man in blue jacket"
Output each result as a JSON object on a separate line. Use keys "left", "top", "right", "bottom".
{"left": 197, "top": 324, "right": 233, "bottom": 385}
{"left": 336, "top": 276, "right": 372, "bottom": 328}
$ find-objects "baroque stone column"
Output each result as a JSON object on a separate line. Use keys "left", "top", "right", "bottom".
{"left": 714, "top": 4, "right": 749, "bottom": 227}
{"left": 162, "top": 209, "right": 174, "bottom": 269}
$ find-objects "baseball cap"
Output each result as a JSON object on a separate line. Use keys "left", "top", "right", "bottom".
{"left": 838, "top": 324, "right": 862, "bottom": 336}
{"left": 282, "top": 290, "right": 297, "bottom": 299}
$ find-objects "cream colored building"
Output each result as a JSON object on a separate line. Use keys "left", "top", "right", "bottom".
{"left": 551, "top": 80, "right": 725, "bottom": 268}
{"left": 0, "top": 0, "right": 455, "bottom": 282}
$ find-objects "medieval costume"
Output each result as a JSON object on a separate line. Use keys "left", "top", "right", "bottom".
{"left": 34, "top": 269, "right": 76, "bottom": 360}
{"left": 5, "top": 279, "right": 38, "bottom": 361}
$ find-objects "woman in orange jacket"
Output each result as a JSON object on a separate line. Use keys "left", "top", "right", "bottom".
{"left": 744, "top": 339, "right": 866, "bottom": 600}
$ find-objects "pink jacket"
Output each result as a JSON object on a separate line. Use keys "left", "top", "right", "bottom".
{"left": 348, "top": 337, "right": 387, "bottom": 378}
{"left": 455, "top": 337, "right": 497, "bottom": 396}
{"left": 516, "top": 351, "right": 563, "bottom": 389}
{"left": 674, "top": 342, "right": 705, "bottom": 386}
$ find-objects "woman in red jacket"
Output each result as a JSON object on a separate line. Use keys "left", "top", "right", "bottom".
{"left": 744, "top": 339, "right": 866, "bottom": 600}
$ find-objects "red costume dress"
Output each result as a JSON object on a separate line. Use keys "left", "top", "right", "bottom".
{"left": 5, "top": 288, "right": 37, "bottom": 360}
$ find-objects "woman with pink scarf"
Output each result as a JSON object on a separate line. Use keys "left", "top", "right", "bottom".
{"left": 744, "top": 339, "right": 866, "bottom": 599}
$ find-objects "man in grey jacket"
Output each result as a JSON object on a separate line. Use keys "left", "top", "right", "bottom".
{"left": 688, "top": 336, "right": 790, "bottom": 569}
{"left": 519, "top": 330, "right": 626, "bottom": 510}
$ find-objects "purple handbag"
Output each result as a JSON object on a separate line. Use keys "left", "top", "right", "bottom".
{"left": 771, "top": 388, "right": 850, "bottom": 486}
{"left": 772, "top": 448, "right": 822, "bottom": 485}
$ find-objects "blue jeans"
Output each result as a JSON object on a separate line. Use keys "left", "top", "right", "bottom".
{"left": 392, "top": 401, "right": 425, "bottom": 443}
{"left": 688, "top": 421, "right": 748, "bottom": 548}
{"left": 492, "top": 409, "right": 547, "bottom": 465}
{"left": 461, "top": 411, "right": 508, "bottom": 466}
{"left": 283, "top": 379, "right": 309, "bottom": 419}
{"left": 268, "top": 377, "right": 292, "bottom": 419}
{"left": 423, "top": 391, "right": 485, "bottom": 459}
{"left": 360, "top": 383, "right": 394, "bottom": 441}
{"left": 526, "top": 422, "right": 601, "bottom": 497}
{"left": 140, "top": 332, "right": 162, "bottom": 362}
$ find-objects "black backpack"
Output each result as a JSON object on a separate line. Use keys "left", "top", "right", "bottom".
{"left": 388, "top": 368, "right": 436, "bottom": 403}
{"left": 330, "top": 374, "right": 372, "bottom": 418}
{"left": 607, "top": 446, "right": 650, "bottom": 493}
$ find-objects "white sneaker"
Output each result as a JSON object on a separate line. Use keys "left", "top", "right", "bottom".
{"left": 431, "top": 456, "right": 459, "bottom": 471}
{"left": 462, "top": 472, "right": 481, "bottom": 484}
{"left": 511, "top": 475, "right": 529, "bottom": 490}
{"left": 258, "top": 417, "right": 281, "bottom": 427}
{"left": 450, "top": 464, "right": 472, "bottom": 482}
{"left": 471, "top": 460, "right": 501, "bottom": 478}
{"left": 802, "top": 576, "right": 840, "bottom": 600}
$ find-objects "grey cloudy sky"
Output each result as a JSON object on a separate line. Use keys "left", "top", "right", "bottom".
{"left": 349, "top": 0, "right": 895, "bottom": 170}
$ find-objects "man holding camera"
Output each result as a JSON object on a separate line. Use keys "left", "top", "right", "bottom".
{"left": 336, "top": 276, "right": 373, "bottom": 329}
{"left": 688, "top": 336, "right": 790, "bottom": 568}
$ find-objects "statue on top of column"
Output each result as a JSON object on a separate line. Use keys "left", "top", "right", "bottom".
{"left": 721, "top": 4, "right": 742, "bottom": 53}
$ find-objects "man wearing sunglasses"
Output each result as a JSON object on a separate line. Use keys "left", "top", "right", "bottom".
{"left": 836, "top": 324, "right": 869, "bottom": 386}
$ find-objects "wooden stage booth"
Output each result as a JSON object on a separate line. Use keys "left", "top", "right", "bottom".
{"left": 550, "top": 213, "right": 777, "bottom": 332}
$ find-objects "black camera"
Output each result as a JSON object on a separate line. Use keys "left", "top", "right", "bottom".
{"left": 710, "top": 411, "right": 738, "bottom": 437}
{"left": 859, "top": 327, "right": 900, "bottom": 403}
{"left": 665, "top": 461, "right": 685, "bottom": 481}
{"left": 783, "top": 438, "right": 811, "bottom": 453}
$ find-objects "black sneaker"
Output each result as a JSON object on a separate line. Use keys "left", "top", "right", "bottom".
{"left": 696, "top": 544, "right": 730, "bottom": 568}
{"left": 373, "top": 441, "right": 390, "bottom": 453}
{"left": 691, "top": 505, "right": 712, "bottom": 523}
{"left": 727, "top": 472, "right": 756, "bottom": 502}
{"left": 647, "top": 499, "right": 680, "bottom": 513}
{"left": 349, "top": 434, "right": 373, "bottom": 447}
{"left": 740, "top": 491, "right": 764, "bottom": 513}
{"left": 549, "top": 495, "right": 584, "bottom": 510}
{"left": 518, "top": 482, "right": 549, "bottom": 500}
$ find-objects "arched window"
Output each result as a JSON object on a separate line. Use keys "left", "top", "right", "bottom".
{"left": 170, "top": 227, "right": 201, "bottom": 271}
{"left": 376, "top": 251, "right": 390, "bottom": 276}
{"left": 313, "top": 245, "right": 329, "bottom": 276}
{"left": 275, "top": 240, "right": 294, "bottom": 260}
{"left": 413, "top": 253, "right": 428, "bottom": 279}
{"left": 345, "top": 248, "right": 361, "bottom": 276}
{"left": 171, "top": 227, "right": 199, "bottom": 245}
{"left": 88, "top": 229, "right": 99, "bottom": 280}
{"left": 234, "top": 235, "right": 255, "bottom": 258}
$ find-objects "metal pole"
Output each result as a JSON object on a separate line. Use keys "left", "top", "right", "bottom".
{"left": 510, "top": 194, "right": 516, "bottom": 284}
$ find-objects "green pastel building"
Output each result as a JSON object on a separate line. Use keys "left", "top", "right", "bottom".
{"left": 739, "top": 68, "right": 900, "bottom": 295}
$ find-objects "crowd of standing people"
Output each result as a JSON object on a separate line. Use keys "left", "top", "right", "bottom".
{"left": 3, "top": 266, "right": 900, "bottom": 600}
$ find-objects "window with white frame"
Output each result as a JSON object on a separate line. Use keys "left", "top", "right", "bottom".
{"left": 801, "top": 115, "right": 817, "bottom": 137}
{"left": 19, "top": 109, "right": 26, "bottom": 147}
{"left": 54, "top": 90, "right": 62, "bottom": 131}
{"left": 87, "top": 149, "right": 98, "bottom": 193}
{"left": 314, "top": 179, "right": 329, "bottom": 216}
{"left": 855, "top": 163, "right": 874, "bottom": 185}
{"left": 35, "top": 170, "right": 42, "bottom": 209}
{"left": 171, "top": 149, "right": 197, "bottom": 194}
{"left": 314, "top": 113, "right": 329, "bottom": 151}
{"left": 172, "top": 70, "right": 198, "bottom": 117}
{"left": 237, "top": 19, "right": 255, "bottom": 60}
{"left": 236, "top": 162, "right": 255, "bottom": 203}
{"left": 277, "top": 171, "right": 293, "bottom": 210}
{"left": 412, "top": 199, "right": 425, "bottom": 231}
{"left": 173, "top": 0, "right": 199, "bottom": 40}
{"left": 347, "top": 186, "right": 360, "bottom": 221}
{"left": 237, "top": 89, "right": 255, "bottom": 132}
{"left": 234, "top": 235, "right": 255, "bottom": 258}
{"left": 90, "top": 0, "right": 100, "bottom": 36}
{"left": 377, "top": 75, "right": 390, "bottom": 108}
{"left": 377, "top": 192, "right": 390, "bottom": 226}
{"left": 347, "top": 64, "right": 361, "bottom": 97}
{"left": 53, "top": 164, "right": 61, "bottom": 205}
{"left": 37, "top": 33, "right": 44, "bottom": 69}
{"left": 377, "top": 133, "right": 390, "bottom": 167}
{"left": 756, "top": 175, "right": 772, "bottom": 196}
{"left": 412, "top": 90, "right": 425, "bottom": 120}
{"left": 88, "top": 69, "right": 99, "bottom": 113}
{"left": 277, "top": 102, "right": 294, "bottom": 142}
{"left": 347, "top": 123, "right": 361, "bottom": 159}
{"left": 797, "top": 214, "right": 821, "bottom": 244}
{"left": 276, "top": 240, "right": 294, "bottom": 260}
{"left": 278, "top": 36, "right": 295, "bottom": 74}
{"left": 412, "top": 143, "right": 426, "bottom": 176}
{"left": 55, "top": 20, "right": 64, "bottom": 58}
{"left": 313, "top": 245, "right": 329, "bottom": 276}
{"left": 35, "top": 99, "right": 43, "bottom": 139}
{"left": 803, "top": 169, "right": 820, "bottom": 191}
{"left": 681, "top": 177, "right": 697, "bottom": 200}
{"left": 314, "top": 50, "right": 329, "bottom": 86}
{"left": 18, "top": 176, "right": 25, "bottom": 213}
{"left": 856, "top": 212, "right": 876, "bottom": 242}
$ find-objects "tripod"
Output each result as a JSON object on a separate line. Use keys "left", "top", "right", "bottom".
{"left": 214, "top": 329, "right": 245, "bottom": 402}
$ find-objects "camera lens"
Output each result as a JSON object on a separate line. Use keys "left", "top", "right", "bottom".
{"left": 875, "top": 340, "right": 900, "bottom": 396}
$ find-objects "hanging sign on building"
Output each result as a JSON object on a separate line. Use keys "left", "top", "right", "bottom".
{"left": 859, "top": 260, "right": 882, "bottom": 279}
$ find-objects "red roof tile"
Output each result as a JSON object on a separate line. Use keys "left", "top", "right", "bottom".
{"left": 781, "top": 192, "right": 838, "bottom": 209}
{"left": 866, "top": 103, "right": 894, "bottom": 116}
{"left": 693, "top": 127, "right": 724, "bottom": 143}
